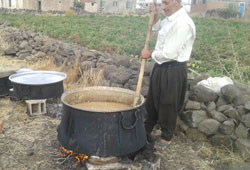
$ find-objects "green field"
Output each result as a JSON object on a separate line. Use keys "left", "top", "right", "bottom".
{"left": 0, "top": 14, "right": 249, "bottom": 84}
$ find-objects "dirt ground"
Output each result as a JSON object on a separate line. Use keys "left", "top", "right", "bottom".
{"left": 0, "top": 56, "right": 248, "bottom": 170}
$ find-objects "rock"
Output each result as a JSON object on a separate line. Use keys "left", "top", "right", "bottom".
{"left": 189, "top": 85, "right": 218, "bottom": 102}
{"left": 30, "top": 41, "right": 42, "bottom": 48}
{"left": 233, "top": 95, "right": 250, "bottom": 106}
{"left": 34, "top": 35, "right": 43, "bottom": 42}
{"left": 200, "top": 102, "right": 207, "bottom": 111}
{"left": 209, "top": 110, "right": 227, "bottom": 122}
{"left": 206, "top": 101, "right": 216, "bottom": 112}
{"left": 34, "top": 51, "right": 46, "bottom": 58}
{"left": 24, "top": 44, "right": 32, "bottom": 52}
{"left": 217, "top": 104, "right": 233, "bottom": 112}
{"left": 109, "top": 70, "right": 131, "bottom": 85}
{"left": 198, "top": 119, "right": 221, "bottom": 135}
{"left": 19, "top": 40, "right": 28, "bottom": 49}
{"left": 185, "top": 100, "right": 201, "bottom": 110}
{"left": 236, "top": 105, "right": 248, "bottom": 116}
{"left": 124, "top": 78, "right": 138, "bottom": 89}
{"left": 234, "top": 139, "right": 250, "bottom": 160}
{"left": 96, "top": 63, "right": 107, "bottom": 69}
{"left": 111, "top": 54, "right": 130, "bottom": 68}
{"left": 186, "top": 128, "right": 207, "bottom": 142}
{"left": 178, "top": 119, "right": 189, "bottom": 133}
{"left": 223, "top": 108, "right": 239, "bottom": 120}
{"left": 88, "top": 156, "right": 120, "bottom": 165}
{"left": 235, "top": 123, "right": 248, "bottom": 139}
{"left": 5, "top": 45, "right": 18, "bottom": 55}
{"left": 189, "top": 74, "right": 210, "bottom": 90}
{"left": 103, "top": 58, "right": 114, "bottom": 65}
{"left": 22, "top": 31, "right": 29, "bottom": 39}
{"left": 79, "top": 61, "right": 95, "bottom": 71}
{"left": 216, "top": 96, "right": 229, "bottom": 107}
{"left": 103, "top": 65, "right": 118, "bottom": 79}
{"left": 181, "top": 110, "right": 208, "bottom": 128}
{"left": 244, "top": 100, "right": 250, "bottom": 111}
{"left": 219, "top": 120, "right": 235, "bottom": 135}
{"left": 210, "top": 134, "right": 233, "bottom": 149}
{"left": 130, "top": 58, "right": 140, "bottom": 70}
{"left": 31, "top": 49, "right": 37, "bottom": 55}
{"left": 18, "top": 52, "right": 31, "bottom": 59}
{"left": 241, "top": 113, "right": 250, "bottom": 128}
{"left": 144, "top": 61, "right": 155, "bottom": 76}
{"left": 221, "top": 84, "right": 241, "bottom": 103}
{"left": 58, "top": 44, "right": 74, "bottom": 57}
{"left": 234, "top": 81, "right": 250, "bottom": 96}
{"left": 141, "top": 86, "right": 149, "bottom": 97}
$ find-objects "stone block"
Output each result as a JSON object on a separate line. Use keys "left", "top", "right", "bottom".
{"left": 25, "top": 99, "right": 47, "bottom": 116}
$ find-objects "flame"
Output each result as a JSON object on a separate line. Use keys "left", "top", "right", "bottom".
{"left": 61, "top": 146, "right": 89, "bottom": 163}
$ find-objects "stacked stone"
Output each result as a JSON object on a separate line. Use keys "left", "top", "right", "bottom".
{"left": 181, "top": 77, "right": 250, "bottom": 160}
{"left": 0, "top": 20, "right": 154, "bottom": 97}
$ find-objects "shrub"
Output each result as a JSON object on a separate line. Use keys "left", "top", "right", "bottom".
{"left": 65, "top": 10, "right": 75, "bottom": 17}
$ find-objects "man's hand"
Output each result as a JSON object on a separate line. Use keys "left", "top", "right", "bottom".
{"left": 149, "top": 1, "right": 160, "bottom": 25}
{"left": 141, "top": 49, "right": 151, "bottom": 59}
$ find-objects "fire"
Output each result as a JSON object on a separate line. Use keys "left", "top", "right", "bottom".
{"left": 61, "top": 146, "right": 89, "bottom": 163}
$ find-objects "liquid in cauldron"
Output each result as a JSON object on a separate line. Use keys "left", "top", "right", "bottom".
{"left": 74, "top": 102, "right": 131, "bottom": 112}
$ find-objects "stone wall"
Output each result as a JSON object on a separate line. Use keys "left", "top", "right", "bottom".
{"left": 180, "top": 76, "right": 250, "bottom": 160}
{"left": 0, "top": 7, "right": 91, "bottom": 15}
{"left": 0, "top": 7, "right": 65, "bottom": 15}
{"left": 0, "top": 19, "right": 250, "bottom": 160}
{"left": 0, "top": 0, "right": 74, "bottom": 11}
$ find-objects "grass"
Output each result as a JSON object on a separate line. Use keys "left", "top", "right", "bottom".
{"left": 27, "top": 56, "right": 107, "bottom": 90}
{"left": 0, "top": 14, "right": 249, "bottom": 84}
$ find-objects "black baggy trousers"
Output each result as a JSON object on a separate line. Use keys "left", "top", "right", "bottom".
{"left": 144, "top": 61, "right": 187, "bottom": 141}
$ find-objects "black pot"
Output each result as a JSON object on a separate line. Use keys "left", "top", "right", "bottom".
{"left": 0, "top": 71, "right": 15, "bottom": 96}
{"left": 0, "top": 76, "right": 12, "bottom": 96}
{"left": 11, "top": 82, "right": 64, "bottom": 100}
{"left": 9, "top": 71, "right": 67, "bottom": 100}
{"left": 57, "top": 86, "right": 147, "bottom": 157}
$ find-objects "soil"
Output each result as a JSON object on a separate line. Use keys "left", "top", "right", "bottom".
{"left": 0, "top": 56, "right": 248, "bottom": 170}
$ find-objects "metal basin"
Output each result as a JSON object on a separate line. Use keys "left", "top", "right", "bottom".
{"left": 57, "top": 86, "right": 147, "bottom": 157}
{"left": 9, "top": 71, "right": 67, "bottom": 100}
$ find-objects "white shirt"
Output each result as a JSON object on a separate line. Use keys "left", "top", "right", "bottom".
{"left": 151, "top": 7, "right": 196, "bottom": 65}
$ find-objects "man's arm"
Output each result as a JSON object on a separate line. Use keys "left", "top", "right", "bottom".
{"left": 151, "top": 2, "right": 160, "bottom": 25}
{"left": 141, "top": 2, "right": 160, "bottom": 59}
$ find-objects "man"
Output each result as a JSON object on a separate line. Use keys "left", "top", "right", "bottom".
{"left": 141, "top": 0, "right": 196, "bottom": 147}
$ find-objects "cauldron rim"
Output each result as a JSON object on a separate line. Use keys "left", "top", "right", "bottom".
{"left": 61, "top": 86, "right": 145, "bottom": 113}
{"left": 9, "top": 70, "right": 67, "bottom": 85}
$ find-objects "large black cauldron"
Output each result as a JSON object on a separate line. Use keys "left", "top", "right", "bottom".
{"left": 57, "top": 86, "right": 147, "bottom": 157}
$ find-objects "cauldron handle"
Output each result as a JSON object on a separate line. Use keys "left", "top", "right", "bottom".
{"left": 120, "top": 109, "right": 139, "bottom": 130}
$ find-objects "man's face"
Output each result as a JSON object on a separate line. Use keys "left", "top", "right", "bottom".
{"left": 161, "top": 0, "right": 180, "bottom": 16}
